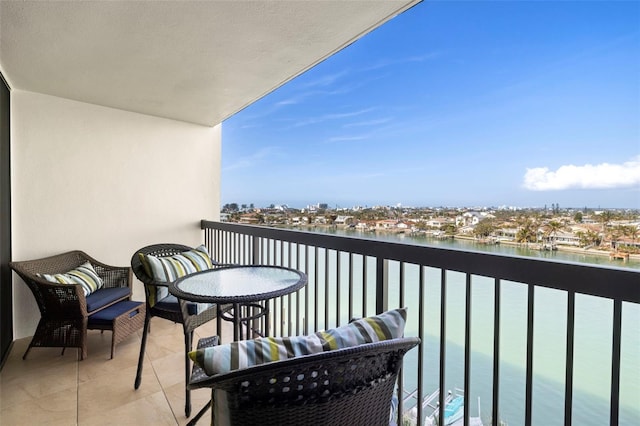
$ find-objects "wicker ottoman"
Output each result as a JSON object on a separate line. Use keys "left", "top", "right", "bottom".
{"left": 88, "top": 300, "right": 145, "bottom": 359}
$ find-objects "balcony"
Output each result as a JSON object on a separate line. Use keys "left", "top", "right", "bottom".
{"left": 4, "top": 1, "right": 636, "bottom": 424}
{"left": 1, "top": 220, "right": 638, "bottom": 425}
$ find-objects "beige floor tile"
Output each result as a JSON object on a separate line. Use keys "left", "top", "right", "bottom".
{"left": 163, "top": 381, "right": 212, "bottom": 426}
{"left": 0, "top": 381, "right": 33, "bottom": 411}
{"left": 77, "top": 362, "right": 162, "bottom": 418}
{"left": 79, "top": 332, "right": 142, "bottom": 384}
{"left": 142, "top": 322, "right": 187, "bottom": 361}
{"left": 151, "top": 351, "right": 186, "bottom": 390}
{"left": 79, "top": 390, "right": 176, "bottom": 426}
{"left": 0, "top": 385, "right": 78, "bottom": 425}
{"left": 1, "top": 357, "right": 77, "bottom": 403}
{"left": 1, "top": 340, "right": 78, "bottom": 412}
{"left": 163, "top": 381, "right": 190, "bottom": 420}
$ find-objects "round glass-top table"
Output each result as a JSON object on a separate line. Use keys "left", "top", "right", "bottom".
{"left": 170, "top": 265, "right": 307, "bottom": 341}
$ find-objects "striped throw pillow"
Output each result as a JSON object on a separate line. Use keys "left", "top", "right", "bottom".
{"left": 140, "top": 244, "right": 214, "bottom": 283}
{"left": 38, "top": 261, "right": 103, "bottom": 296}
{"left": 189, "top": 307, "right": 407, "bottom": 376}
{"left": 139, "top": 245, "right": 214, "bottom": 307}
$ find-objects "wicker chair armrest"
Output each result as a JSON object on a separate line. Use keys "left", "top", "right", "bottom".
{"left": 79, "top": 252, "right": 132, "bottom": 290}
{"left": 143, "top": 279, "right": 170, "bottom": 289}
{"left": 150, "top": 278, "right": 171, "bottom": 286}
{"left": 33, "top": 279, "right": 87, "bottom": 318}
{"left": 180, "top": 300, "right": 219, "bottom": 332}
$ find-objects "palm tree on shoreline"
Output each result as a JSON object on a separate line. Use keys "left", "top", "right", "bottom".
{"left": 597, "top": 211, "right": 614, "bottom": 247}
{"left": 516, "top": 217, "right": 538, "bottom": 247}
{"left": 612, "top": 224, "right": 640, "bottom": 252}
{"left": 575, "top": 229, "right": 601, "bottom": 248}
{"left": 543, "top": 220, "right": 565, "bottom": 247}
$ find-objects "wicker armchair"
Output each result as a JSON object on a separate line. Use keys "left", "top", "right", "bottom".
{"left": 188, "top": 336, "right": 420, "bottom": 426}
{"left": 9, "top": 251, "right": 132, "bottom": 360}
{"left": 131, "top": 243, "right": 220, "bottom": 418}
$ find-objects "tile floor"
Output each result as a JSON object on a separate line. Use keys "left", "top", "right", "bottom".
{"left": 0, "top": 318, "right": 231, "bottom": 425}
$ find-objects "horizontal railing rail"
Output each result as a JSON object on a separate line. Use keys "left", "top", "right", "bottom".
{"left": 202, "top": 220, "right": 639, "bottom": 426}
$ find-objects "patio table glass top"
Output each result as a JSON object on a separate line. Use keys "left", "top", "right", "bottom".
{"left": 169, "top": 265, "right": 307, "bottom": 304}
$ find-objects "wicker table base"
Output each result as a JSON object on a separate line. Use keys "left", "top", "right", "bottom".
{"left": 88, "top": 301, "right": 145, "bottom": 359}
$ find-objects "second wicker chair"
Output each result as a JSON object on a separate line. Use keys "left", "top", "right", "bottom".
{"left": 189, "top": 336, "right": 420, "bottom": 426}
{"left": 131, "top": 243, "right": 219, "bottom": 418}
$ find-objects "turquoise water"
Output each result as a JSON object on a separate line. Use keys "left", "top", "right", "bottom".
{"left": 295, "top": 227, "right": 640, "bottom": 425}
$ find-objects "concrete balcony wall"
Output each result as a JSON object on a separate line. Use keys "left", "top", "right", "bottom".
{"left": 10, "top": 90, "right": 221, "bottom": 338}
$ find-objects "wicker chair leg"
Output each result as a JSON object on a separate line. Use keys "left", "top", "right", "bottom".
{"left": 22, "top": 344, "right": 32, "bottom": 360}
{"left": 216, "top": 314, "right": 222, "bottom": 344}
{"left": 186, "top": 399, "right": 210, "bottom": 426}
{"left": 184, "top": 331, "right": 193, "bottom": 417}
{"left": 135, "top": 314, "right": 151, "bottom": 389}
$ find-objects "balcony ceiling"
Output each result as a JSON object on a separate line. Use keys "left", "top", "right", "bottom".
{"left": 0, "top": 1, "right": 419, "bottom": 126}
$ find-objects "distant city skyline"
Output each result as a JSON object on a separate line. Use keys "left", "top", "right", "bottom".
{"left": 222, "top": 201, "right": 636, "bottom": 212}
{"left": 221, "top": 1, "right": 640, "bottom": 209}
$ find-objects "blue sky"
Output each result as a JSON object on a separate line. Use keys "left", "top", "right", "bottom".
{"left": 222, "top": 1, "right": 640, "bottom": 209}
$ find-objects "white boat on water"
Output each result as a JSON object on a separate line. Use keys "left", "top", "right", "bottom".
{"left": 404, "top": 388, "right": 483, "bottom": 426}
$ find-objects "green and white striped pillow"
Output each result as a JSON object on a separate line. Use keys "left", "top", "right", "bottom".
{"left": 38, "top": 261, "right": 103, "bottom": 296}
{"left": 140, "top": 244, "right": 214, "bottom": 283}
{"left": 139, "top": 245, "right": 214, "bottom": 306}
{"left": 189, "top": 307, "right": 407, "bottom": 376}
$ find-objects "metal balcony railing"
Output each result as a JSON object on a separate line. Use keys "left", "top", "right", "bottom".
{"left": 202, "top": 220, "right": 639, "bottom": 426}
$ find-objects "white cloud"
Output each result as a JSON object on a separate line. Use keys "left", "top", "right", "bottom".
{"left": 523, "top": 157, "right": 640, "bottom": 190}
{"left": 343, "top": 117, "right": 393, "bottom": 128}
{"left": 292, "top": 108, "right": 375, "bottom": 128}
{"left": 325, "top": 108, "right": 375, "bottom": 120}
{"left": 275, "top": 99, "right": 298, "bottom": 106}
{"left": 301, "top": 70, "right": 350, "bottom": 88}
{"left": 223, "top": 147, "right": 279, "bottom": 172}
{"left": 326, "top": 135, "right": 369, "bottom": 143}
{"left": 361, "top": 52, "right": 440, "bottom": 72}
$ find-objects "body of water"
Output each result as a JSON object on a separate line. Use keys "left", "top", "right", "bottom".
{"left": 297, "top": 226, "right": 639, "bottom": 426}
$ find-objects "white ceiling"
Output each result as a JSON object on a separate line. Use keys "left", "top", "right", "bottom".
{"left": 0, "top": 1, "right": 419, "bottom": 126}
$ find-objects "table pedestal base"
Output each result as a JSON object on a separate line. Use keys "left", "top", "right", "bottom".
{"left": 219, "top": 302, "right": 269, "bottom": 342}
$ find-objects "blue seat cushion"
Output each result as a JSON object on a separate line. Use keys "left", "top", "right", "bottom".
{"left": 154, "top": 295, "right": 207, "bottom": 315}
{"left": 86, "top": 287, "right": 131, "bottom": 313}
{"left": 88, "top": 301, "right": 143, "bottom": 326}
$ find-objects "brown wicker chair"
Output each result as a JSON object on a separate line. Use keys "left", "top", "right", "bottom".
{"left": 131, "top": 243, "right": 220, "bottom": 418}
{"left": 9, "top": 251, "right": 132, "bottom": 360}
{"left": 188, "top": 336, "right": 420, "bottom": 426}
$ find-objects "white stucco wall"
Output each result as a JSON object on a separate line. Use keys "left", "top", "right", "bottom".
{"left": 11, "top": 90, "right": 221, "bottom": 339}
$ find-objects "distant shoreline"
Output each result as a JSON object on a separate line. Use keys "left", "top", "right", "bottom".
{"left": 289, "top": 223, "right": 640, "bottom": 262}
{"left": 453, "top": 234, "right": 640, "bottom": 260}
